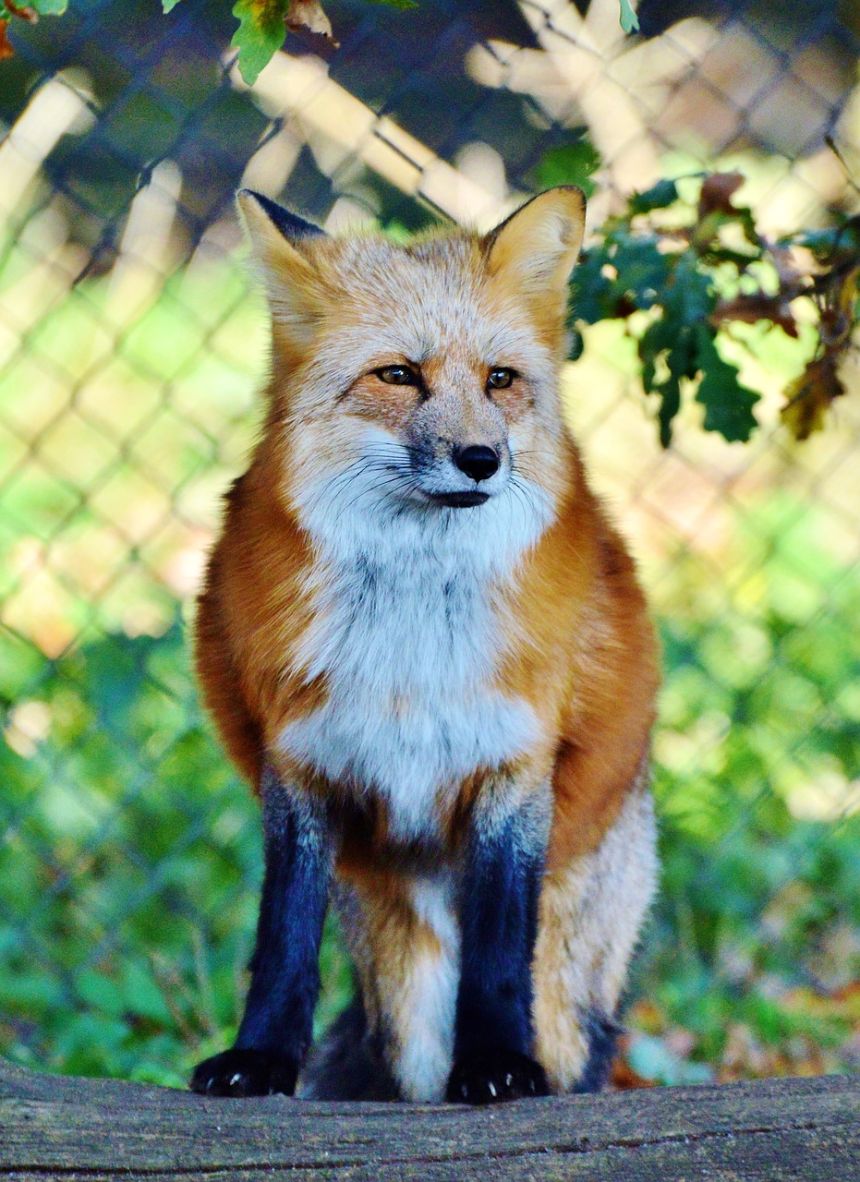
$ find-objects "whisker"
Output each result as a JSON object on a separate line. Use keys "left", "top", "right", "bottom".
{"left": 302, "top": 452, "right": 417, "bottom": 520}
{"left": 508, "top": 475, "right": 541, "bottom": 540}
{"left": 508, "top": 478, "right": 530, "bottom": 540}
{"left": 335, "top": 469, "right": 420, "bottom": 518}
{"left": 302, "top": 460, "right": 377, "bottom": 519}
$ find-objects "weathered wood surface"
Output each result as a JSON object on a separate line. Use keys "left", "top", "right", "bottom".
{"left": 1, "top": 1058, "right": 858, "bottom": 1181}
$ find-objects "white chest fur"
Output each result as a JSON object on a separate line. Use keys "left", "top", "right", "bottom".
{"left": 280, "top": 473, "right": 551, "bottom": 841}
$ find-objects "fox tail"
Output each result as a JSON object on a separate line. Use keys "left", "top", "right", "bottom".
{"left": 299, "top": 993, "right": 400, "bottom": 1101}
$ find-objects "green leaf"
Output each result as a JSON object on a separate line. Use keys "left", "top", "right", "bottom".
{"left": 609, "top": 235, "right": 671, "bottom": 311}
{"left": 30, "top": 0, "right": 68, "bottom": 13}
{"left": 366, "top": 0, "right": 418, "bottom": 8}
{"left": 571, "top": 231, "right": 672, "bottom": 325}
{"left": 656, "top": 370, "right": 681, "bottom": 448}
{"left": 661, "top": 329, "right": 696, "bottom": 446}
{"left": 638, "top": 320, "right": 695, "bottom": 447}
{"left": 162, "top": 0, "right": 183, "bottom": 12}
{"left": 619, "top": 0, "right": 639, "bottom": 33}
{"left": 569, "top": 248, "right": 611, "bottom": 324}
{"left": 629, "top": 179, "right": 679, "bottom": 215}
{"left": 231, "top": 0, "right": 288, "bottom": 87}
{"left": 639, "top": 295, "right": 707, "bottom": 447}
{"left": 693, "top": 324, "right": 760, "bottom": 442}
{"left": 535, "top": 138, "right": 601, "bottom": 198}
{"left": 662, "top": 251, "right": 714, "bottom": 327}
{"left": 788, "top": 218, "right": 860, "bottom": 265}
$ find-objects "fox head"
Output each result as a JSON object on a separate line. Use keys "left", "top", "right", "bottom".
{"left": 239, "top": 187, "right": 585, "bottom": 552}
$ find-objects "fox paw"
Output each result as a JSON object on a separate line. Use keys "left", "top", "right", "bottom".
{"left": 446, "top": 1050, "right": 549, "bottom": 1105}
{"left": 190, "top": 1048, "right": 298, "bottom": 1097}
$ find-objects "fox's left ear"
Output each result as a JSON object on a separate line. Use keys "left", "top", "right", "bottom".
{"left": 236, "top": 190, "right": 328, "bottom": 345}
{"left": 485, "top": 187, "right": 586, "bottom": 300}
{"left": 237, "top": 190, "right": 327, "bottom": 249}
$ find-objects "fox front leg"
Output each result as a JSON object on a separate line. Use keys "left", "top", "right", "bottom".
{"left": 447, "top": 788, "right": 550, "bottom": 1105}
{"left": 190, "top": 766, "right": 331, "bottom": 1097}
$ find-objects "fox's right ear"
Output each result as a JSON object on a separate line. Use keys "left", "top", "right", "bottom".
{"left": 484, "top": 187, "right": 585, "bottom": 304}
{"left": 236, "top": 190, "right": 327, "bottom": 344}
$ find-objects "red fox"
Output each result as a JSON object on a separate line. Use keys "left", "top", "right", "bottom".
{"left": 190, "top": 186, "right": 660, "bottom": 1104}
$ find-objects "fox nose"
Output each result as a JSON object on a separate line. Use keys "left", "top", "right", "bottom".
{"left": 454, "top": 445, "right": 500, "bottom": 482}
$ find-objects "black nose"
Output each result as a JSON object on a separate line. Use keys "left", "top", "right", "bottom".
{"left": 454, "top": 445, "right": 500, "bottom": 482}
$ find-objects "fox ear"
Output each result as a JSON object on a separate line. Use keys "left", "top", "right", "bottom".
{"left": 237, "top": 190, "right": 327, "bottom": 246}
{"left": 236, "top": 189, "right": 327, "bottom": 343}
{"left": 485, "top": 187, "right": 586, "bottom": 301}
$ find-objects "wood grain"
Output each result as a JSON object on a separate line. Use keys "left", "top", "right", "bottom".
{"left": 1, "top": 1059, "right": 858, "bottom": 1181}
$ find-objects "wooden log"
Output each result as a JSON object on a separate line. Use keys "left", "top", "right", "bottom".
{"left": 1, "top": 1057, "right": 858, "bottom": 1181}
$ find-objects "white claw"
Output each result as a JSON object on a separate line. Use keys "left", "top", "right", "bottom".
{"left": 206, "top": 1078, "right": 216, "bottom": 1092}
{"left": 505, "top": 1074, "right": 513, "bottom": 1088}
{"left": 229, "top": 1073, "right": 242, "bottom": 1087}
{"left": 488, "top": 1082, "right": 497, "bottom": 1097}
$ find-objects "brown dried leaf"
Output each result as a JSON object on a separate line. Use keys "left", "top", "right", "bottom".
{"left": 819, "top": 263, "right": 859, "bottom": 349}
{"left": 699, "top": 171, "right": 744, "bottom": 218}
{"left": 610, "top": 1058, "right": 657, "bottom": 1090}
{"left": 286, "top": 0, "right": 337, "bottom": 43}
{"left": 712, "top": 292, "right": 799, "bottom": 337}
{"left": 0, "top": 19, "right": 13, "bottom": 59}
{"left": 781, "top": 352, "right": 845, "bottom": 441}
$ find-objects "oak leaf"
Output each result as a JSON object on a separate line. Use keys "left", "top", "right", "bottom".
{"left": 781, "top": 353, "right": 845, "bottom": 441}
{"left": 231, "top": 0, "right": 288, "bottom": 85}
{"left": 711, "top": 292, "right": 799, "bottom": 338}
{"left": 698, "top": 172, "right": 745, "bottom": 218}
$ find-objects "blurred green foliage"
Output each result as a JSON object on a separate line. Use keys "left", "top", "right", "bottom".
{"left": 637, "top": 494, "right": 860, "bottom": 1080}
{"left": 0, "top": 621, "right": 354, "bottom": 1084}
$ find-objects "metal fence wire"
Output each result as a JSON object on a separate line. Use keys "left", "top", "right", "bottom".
{"left": 1, "top": 0, "right": 858, "bottom": 1087}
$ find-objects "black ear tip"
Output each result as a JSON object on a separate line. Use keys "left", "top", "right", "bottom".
{"left": 237, "top": 189, "right": 327, "bottom": 241}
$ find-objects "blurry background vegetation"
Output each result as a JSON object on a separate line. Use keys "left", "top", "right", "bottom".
{"left": 0, "top": 0, "right": 858, "bottom": 1089}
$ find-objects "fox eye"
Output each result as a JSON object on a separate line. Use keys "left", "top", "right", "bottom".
{"left": 375, "top": 365, "right": 418, "bottom": 386}
{"left": 487, "top": 367, "right": 515, "bottom": 390}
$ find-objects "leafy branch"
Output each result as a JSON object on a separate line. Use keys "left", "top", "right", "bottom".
{"left": 0, "top": 0, "right": 416, "bottom": 77}
{"left": 566, "top": 166, "right": 860, "bottom": 446}
{"left": 2, "top": 0, "right": 640, "bottom": 82}
{"left": 191, "top": 0, "right": 418, "bottom": 84}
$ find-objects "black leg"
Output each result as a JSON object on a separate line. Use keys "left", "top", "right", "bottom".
{"left": 190, "top": 766, "right": 331, "bottom": 1097}
{"left": 447, "top": 799, "right": 549, "bottom": 1105}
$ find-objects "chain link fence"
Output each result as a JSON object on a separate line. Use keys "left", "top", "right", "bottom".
{"left": 1, "top": 0, "right": 858, "bottom": 1087}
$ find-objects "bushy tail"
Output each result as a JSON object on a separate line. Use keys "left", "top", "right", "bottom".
{"left": 298, "top": 995, "right": 400, "bottom": 1101}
